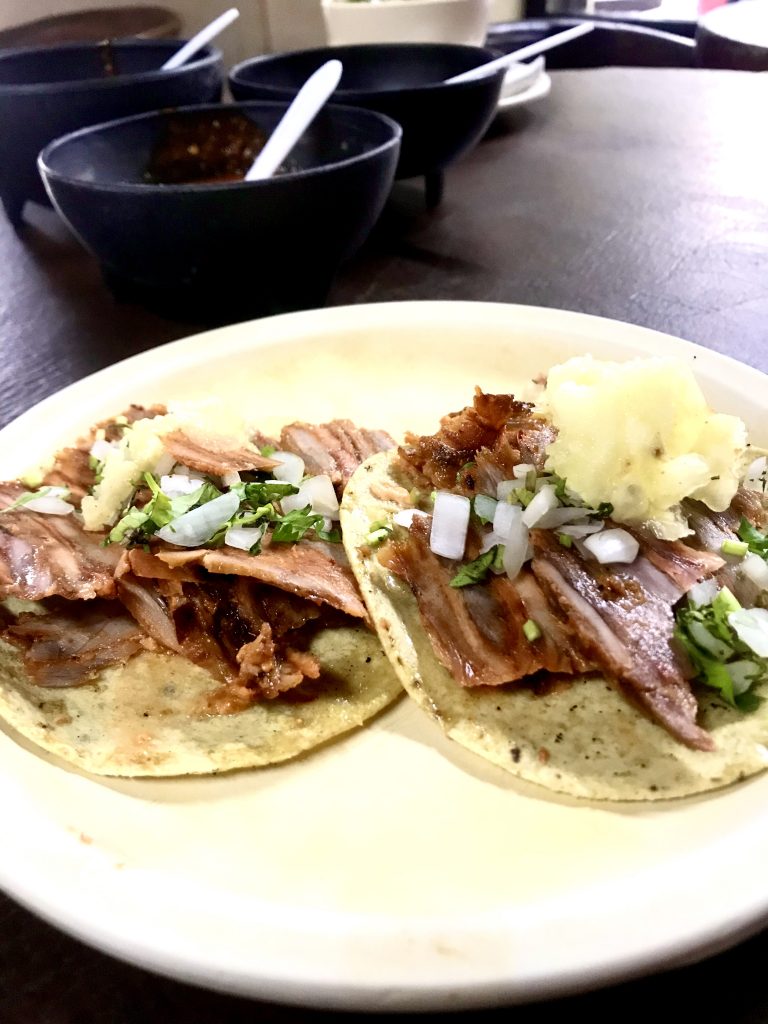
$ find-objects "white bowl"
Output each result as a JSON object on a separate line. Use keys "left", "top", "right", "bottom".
{"left": 322, "top": 0, "right": 491, "bottom": 47}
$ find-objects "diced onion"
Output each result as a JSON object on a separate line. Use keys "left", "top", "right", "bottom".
{"left": 534, "top": 506, "right": 591, "bottom": 530}
{"left": 558, "top": 521, "right": 604, "bottom": 539}
{"left": 493, "top": 500, "right": 523, "bottom": 539}
{"left": 687, "top": 578, "right": 720, "bottom": 607}
{"left": 480, "top": 530, "right": 505, "bottom": 554}
{"left": 521, "top": 484, "right": 559, "bottom": 528}
{"left": 25, "top": 495, "right": 74, "bottom": 515}
{"left": 497, "top": 479, "right": 525, "bottom": 500}
{"left": 155, "top": 490, "right": 240, "bottom": 548}
{"left": 271, "top": 450, "right": 305, "bottom": 486}
{"left": 740, "top": 553, "right": 768, "bottom": 591}
{"left": 222, "top": 471, "right": 241, "bottom": 488}
{"left": 687, "top": 619, "right": 733, "bottom": 660}
{"left": 224, "top": 525, "right": 265, "bottom": 552}
{"left": 728, "top": 607, "right": 768, "bottom": 658}
{"left": 583, "top": 528, "right": 639, "bottom": 564}
{"left": 744, "top": 456, "right": 767, "bottom": 491}
{"left": 89, "top": 438, "right": 118, "bottom": 461}
{"left": 393, "top": 509, "right": 428, "bottom": 528}
{"left": 160, "top": 473, "right": 201, "bottom": 498}
{"left": 281, "top": 474, "right": 339, "bottom": 519}
{"left": 174, "top": 464, "right": 205, "bottom": 480}
{"left": 512, "top": 463, "right": 535, "bottom": 479}
{"left": 473, "top": 494, "right": 497, "bottom": 523}
{"left": 430, "top": 492, "right": 470, "bottom": 560}
{"left": 727, "top": 660, "right": 759, "bottom": 696}
{"left": 503, "top": 516, "right": 531, "bottom": 581}
{"left": 153, "top": 452, "right": 176, "bottom": 477}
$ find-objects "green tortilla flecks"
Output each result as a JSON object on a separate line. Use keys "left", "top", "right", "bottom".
{"left": 0, "top": 624, "right": 401, "bottom": 777}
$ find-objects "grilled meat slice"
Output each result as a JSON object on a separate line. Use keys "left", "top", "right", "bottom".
{"left": 531, "top": 531, "right": 713, "bottom": 751}
{"left": 4, "top": 602, "right": 146, "bottom": 687}
{"left": 0, "top": 484, "right": 120, "bottom": 602}
{"left": 398, "top": 389, "right": 556, "bottom": 494}
{"left": 160, "top": 427, "right": 279, "bottom": 474}
{"left": 279, "top": 420, "right": 395, "bottom": 490}
{"left": 381, "top": 515, "right": 589, "bottom": 686}
{"left": 156, "top": 541, "right": 367, "bottom": 620}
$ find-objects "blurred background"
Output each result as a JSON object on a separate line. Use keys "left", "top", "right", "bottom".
{"left": 0, "top": 0, "right": 717, "bottom": 70}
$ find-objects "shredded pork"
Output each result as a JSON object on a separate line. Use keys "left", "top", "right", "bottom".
{"left": 0, "top": 412, "right": 389, "bottom": 705}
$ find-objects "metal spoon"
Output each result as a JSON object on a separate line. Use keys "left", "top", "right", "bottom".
{"left": 245, "top": 59, "right": 344, "bottom": 181}
{"left": 161, "top": 8, "right": 240, "bottom": 71}
{"left": 445, "top": 23, "right": 594, "bottom": 85}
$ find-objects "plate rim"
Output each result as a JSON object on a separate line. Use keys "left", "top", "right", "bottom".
{"left": 2, "top": 299, "right": 768, "bottom": 1011}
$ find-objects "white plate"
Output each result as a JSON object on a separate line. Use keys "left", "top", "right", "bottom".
{"left": 498, "top": 70, "right": 551, "bottom": 111}
{"left": 2, "top": 301, "right": 768, "bottom": 1011}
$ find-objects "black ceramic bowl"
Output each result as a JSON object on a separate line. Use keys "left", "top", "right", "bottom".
{"left": 39, "top": 101, "right": 402, "bottom": 324}
{"left": 0, "top": 40, "right": 223, "bottom": 226}
{"left": 229, "top": 44, "right": 505, "bottom": 198}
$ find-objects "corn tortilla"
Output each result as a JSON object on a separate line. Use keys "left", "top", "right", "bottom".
{"left": 341, "top": 452, "right": 768, "bottom": 801}
{"left": 0, "top": 623, "right": 401, "bottom": 777}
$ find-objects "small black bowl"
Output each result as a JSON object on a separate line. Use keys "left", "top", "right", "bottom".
{"left": 39, "top": 101, "right": 402, "bottom": 324}
{"left": 0, "top": 39, "right": 223, "bottom": 227}
{"left": 229, "top": 43, "right": 505, "bottom": 204}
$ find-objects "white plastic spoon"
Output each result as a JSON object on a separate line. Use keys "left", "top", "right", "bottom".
{"left": 161, "top": 8, "right": 240, "bottom": 71}
{"left": 445, "top": 22, "right": 594, "bottom": 85}
{"left": 245, "top": 59, "right": 343, "bottom": 181}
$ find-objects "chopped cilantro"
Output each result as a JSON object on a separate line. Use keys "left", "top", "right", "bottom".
{"left": 737, "top": 518, "right": 768, "bottom": 560}
{"left": 232, "top": 480, "right": 298, "bottom": 506}
{"left": 260, "top": 444, "right": 276, "bottom": 457}
{"left": 271, "top": 506, "right": 335, "bottom": 544}
{"left": 557, "top": 532, "right": 573, "bottom": 548}
{"left": 108, "top": 474, "right": 221, "bottom": 545}
{"left": 674, "top": 587, "right": 765, "bottom": 710}
{"left": 450, "top": 545, "right": 505, "bottom": 588}
{"left": 550, "top": 474, "right": 569, "bottom": 502}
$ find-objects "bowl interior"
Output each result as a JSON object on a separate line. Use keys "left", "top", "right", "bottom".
{"left": 42, "top": 103, "right": 400, "bottom": 187}
{"left": 232, "top": 43, "right": 495, "bottom": 96}
{"left": 0, "top": 41, "right": 212, "bottom": 88}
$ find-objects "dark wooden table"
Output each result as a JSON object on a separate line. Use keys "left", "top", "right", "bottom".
{"left": 2, "top": 67, "right": 768, "bottom": 1022}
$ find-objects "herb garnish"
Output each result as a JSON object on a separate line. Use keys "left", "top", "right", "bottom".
{"left": 450, "top": 545, "right": 505, "bottom": 588}
{"left": 674, "top": 587, "right": 765, "bottom": 710}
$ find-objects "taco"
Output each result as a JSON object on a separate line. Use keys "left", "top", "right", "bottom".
{"left": 341, "top": 358, "right": 768, "bottom": 801}
{"left": 0, "top": 403, "right": 401, "bottom": 776}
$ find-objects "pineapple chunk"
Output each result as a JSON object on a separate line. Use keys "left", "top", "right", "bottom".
{"left": 537, "top": 355, "right": 748, "bottom": 540}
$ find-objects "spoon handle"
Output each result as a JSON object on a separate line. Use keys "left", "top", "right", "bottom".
{"left": 245, "top": 60, "right": 344, "bottom": 182}
{"left": 161, "top": 7, "right": 239, "bottom": 71}
{"left": 445, "top": 23, "right": 594, "bottom": 85}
